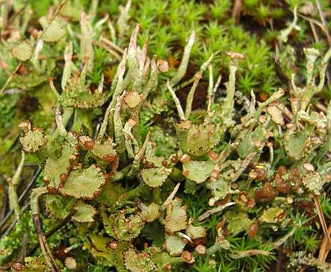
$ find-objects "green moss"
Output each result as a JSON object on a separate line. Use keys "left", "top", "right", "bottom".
{"left": 0, "top": 0, "right": 331, "bottom": 271}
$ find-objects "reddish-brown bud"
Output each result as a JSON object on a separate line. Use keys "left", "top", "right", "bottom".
{"left": 47, "top": 186, "right": 57, "bottom": 194}
{"left": 84, "top": 140, "right": 95, "bottom": 150}
{"left": 247, "top": 222, "right": 259, "bottom": 238}
{"left": 60, "top": 173, "right": 68, "bottom": 182}
{"left": 145, "top": 161, "right": 155, "bottom": 169}
{"left": 103, "top": 154, "right": 116, "bottom": 163}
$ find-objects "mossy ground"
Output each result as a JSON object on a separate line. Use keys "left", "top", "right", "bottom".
{"left": 1, "top": 0, "right": 331, "bottom": 271}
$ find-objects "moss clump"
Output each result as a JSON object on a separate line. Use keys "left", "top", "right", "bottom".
{"left": 0, "top": 0, "right": 331, "bottom": 271}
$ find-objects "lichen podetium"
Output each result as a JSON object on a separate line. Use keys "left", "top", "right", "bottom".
{"left": 0, "top": 0, "right": 331, "bottom": 271}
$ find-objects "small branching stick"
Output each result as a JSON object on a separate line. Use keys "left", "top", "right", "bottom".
{"left": 87, "top": 0, "right": 99, "bottom": 19}
{"left": 318, "top": 222, "right": 331, "bottom": 262}
{"left": 0, "top": 63, "right": 22, "bottom": 95}
{"left": 313, "top": 195, "right": 331, "bottom": 248}
{"left": 315, "top": 0, "right": 331, "bottom": 45}
{"left": 316, "top": 0, "right": 331, "bottom": 84}
{"left": 38, "top": 0, "right": 67, "bottom": 41}
{"left": 31, "top": 187, "right": 60, "bottom": 272}
{"left": 0, "top": 168, "right": 42, "bottom": 234}
{"left": 71, "top": 31, "right": 122, "bottom": 60}
{"left": 101, "top": 36, "right": 124, "bottom": 54}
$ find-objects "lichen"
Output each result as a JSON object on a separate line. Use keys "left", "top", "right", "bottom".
{"left": 1, "top": 1, "right": 331, "bottom": 271}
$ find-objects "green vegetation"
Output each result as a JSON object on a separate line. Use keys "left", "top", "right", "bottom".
{"left": 1, "top": 0, "right": 331, "bottom": 271}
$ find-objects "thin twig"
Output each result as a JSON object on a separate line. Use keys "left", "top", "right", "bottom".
{"left": 73, "top": 32, "right": 122, "bottom": 60}
{"left": 0, "top": 135, "right": 19, "bottom": 162}
{"left": 31, "top": 187, "right": 60, "bottom": 272}
{"left": 315, "top": 0, "right": 331, "bottom": 44}
{"left": 0, "top": 63, "right": 22, "bottom": 95}
{"left": 33, "top": 215, "right": 60, "bottom": 272}
{"left": 231, "top": 0, "right": 242, "bottom": 25}
{"left": 0, "top": 168, "right": 42, "bottom": 234}
{"left": 29, "top": 210, "right": 75, "bottom": 255}
{"left": 19, "top": 232, "right": 29, "bottom": 262}
{"left": 1, "top": 204, "right": 29, "bottom": 238}
{"left": 38, "top": 0, "right": 67, "bottom": 41}
{"left": 5, "top": 0, "right": 29, "bottom": 29}
{"left": 100, "top": 36, "right": 124, "bottom": 54}
{"left": 313, "top": 195, "right": 331, "bottom": 248}
{"left": 318, "top": 221, "right": 331, "bottom": 262}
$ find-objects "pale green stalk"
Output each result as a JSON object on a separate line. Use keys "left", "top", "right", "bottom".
{"left": 80, "top": 12, "right": 94, "bottom": 71}
{"left": 8, "top": 151, "right": 25, "bottom": 219}
{"left": 169, "top": 31, "right": 195, "bottom": 87}
{"left": 167, "top": 80, "right": 186, "bottom": 121}
{"left": 185, "top": 73, "right": 201, "bottom": 119}
{"left": 62, "top": 42, "right": 73, "bottom": 90}
{"left": 223, "top": 52, "right": 244, "bottom": 120}
{"left": 127, "top": 132, "right": 150, "bottom": 178}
